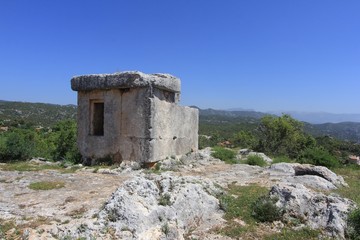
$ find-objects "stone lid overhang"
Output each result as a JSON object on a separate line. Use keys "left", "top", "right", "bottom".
{"left": 71, "top": 71, "right": 181, "bottom": 92}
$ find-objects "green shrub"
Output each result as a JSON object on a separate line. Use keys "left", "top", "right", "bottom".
{"left": 347, "top": 208, "right": 360, "bottom": 240}
{"left": 245, "top": 155, "right": 267, "bottom": 167}
{"left": 51, "top": 119, "right": 81, "bottom": 164}
{"left": 256, "top": 114, "right": 316, "bottom": 159}
{"left": 0, "top": 129, "right": 37, "bottom": 161}
{"left": 158, "top": 193, "right": 172, "bottom": 206}
{"left": 0, "top": 119, "right": 81, "bottom": 164}
{"left": 211, "top": 147, "right": 237, "bottom": 164}
{"left": 231, "top": 130, "right": 257, "bottom": 148}
{"left": 298, "top": 147, "right": 340, "bottom": 168}
{"left": 251, "top": 195, "right": 283, "bottom": 222}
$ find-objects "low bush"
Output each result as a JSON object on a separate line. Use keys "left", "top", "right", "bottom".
{"left": 158, "top": 193, "right": 172, "bottom": 206}
{"left": 245, "top": 155, "right": 267, "bottom": 167}
{"left": 251, "top": 195, "right": 283, "bottom": 222}
{"left": 298, "top": 147, "right": 340, "bottom": 168}
{"left": 211, "top": 147, "right": 237, "bottom": 164}
{"left": 347, "top": 208, "right": 360, "bottom": 240}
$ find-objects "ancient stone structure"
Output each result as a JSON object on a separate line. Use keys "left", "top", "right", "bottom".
{"left": 71, "top": 71, "right": 198, "bottom": 165}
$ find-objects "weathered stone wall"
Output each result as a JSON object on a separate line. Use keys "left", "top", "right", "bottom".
{"left": 77, "top": 88, "right": 151, "bottom": 163}
{"left": 149, "top": 96, "right": 199, "bottom": 162}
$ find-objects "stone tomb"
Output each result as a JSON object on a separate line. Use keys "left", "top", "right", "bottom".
{"left": 71, "top": 71, "right": 198, "bottom": 165}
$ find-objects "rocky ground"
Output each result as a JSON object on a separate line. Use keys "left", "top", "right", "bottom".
{"left": 0, "top": 148, "right": 357, "bottom": 240}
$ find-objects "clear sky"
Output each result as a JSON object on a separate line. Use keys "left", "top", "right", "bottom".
{"left": 1, "top": 1, "right": 359, "bottom": 113}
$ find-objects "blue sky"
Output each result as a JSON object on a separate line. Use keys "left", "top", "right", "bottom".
{"left": 1, "top": 1, "right": 359, "bottom": 113}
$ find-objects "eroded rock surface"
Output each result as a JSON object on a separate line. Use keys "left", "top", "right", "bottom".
{"left": 0, "top": 148, "right": 356, "bottom": 240}
{"left": 55, "top": 173, "right": 224, "bottom": 240}
{"left": 270, "top": 183, "right": 356, "bottom": 239}
{"left": 269, "top": 163, "right": 347, "bottom": 190}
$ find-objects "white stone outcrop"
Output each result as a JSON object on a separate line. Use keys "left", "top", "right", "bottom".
{"left": 58, "top": 173, "right": 224, "bottom": 240}
{"left": 269, "top": 163, "right": 348, "bottom": 190}
{"left": 270, "top": 183, "right": 356, "bottom": 239}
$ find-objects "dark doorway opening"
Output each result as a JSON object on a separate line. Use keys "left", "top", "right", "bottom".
{"left": 92, "top": 102, "right": 104, "bottom": 136}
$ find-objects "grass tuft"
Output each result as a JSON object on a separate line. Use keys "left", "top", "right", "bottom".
{"left": 264, "top": 227, "right": 321, "bottom": 240}
{"left": 216, "top": 184, "right": 269, "bottom": 237}
{"left": 245, "top": 155, "right": 267, "bottom": 167}
{"left": 158, "top": 193, "right": 172, "bottom": 206}
{"left": 28, "top": 181, "right": 65, "bottom": 190}
{"left": 211, "top": 147, "right": 237, "bottom": 164}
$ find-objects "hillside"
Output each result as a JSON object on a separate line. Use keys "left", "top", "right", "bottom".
{"left": 0, "top": 100, "right": 76, "bottom": 127}
{"left": 305, "top": 122, "right": 360, "bottom": 143}
{"left": 199, "top": 108, "right": 360, "bottom": 143}
{"left": 1, "top": 100, "right": 360, "bottom": 143}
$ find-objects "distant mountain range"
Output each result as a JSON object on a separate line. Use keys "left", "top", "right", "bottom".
{"left": 1, "top": 101, "right": 360, "bottom": 143}
{"left": 269, "top": 111, "right": 360, "bottom": 124}
{"left": 197, "top": 107, "right": 360, "bottom": 124}
{"left": 197, "top": 108, "right": 360, "bottom": 143}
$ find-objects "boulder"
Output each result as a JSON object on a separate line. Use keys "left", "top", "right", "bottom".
{"left": 284, "top": 175, "right": 337, "bottom": 190}
{"left": 269, "top": 163, "right": 348, "bottom": 190}
{"left": 95, "top": 173, "right": 224, "bottom": 240}
{"left": 270, "top": 183, "right": 356, "bottom": 239}
{"left": 293, "top": 164, "right": 348, "bottom": 187}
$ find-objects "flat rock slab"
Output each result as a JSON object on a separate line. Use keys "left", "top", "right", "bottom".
{"left": 0, "top": 170, "right": 129, "bottom": 223}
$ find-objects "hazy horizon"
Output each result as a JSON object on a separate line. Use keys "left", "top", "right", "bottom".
{"left": 1, "top": 1, "right": 359, "bottom": 114}
{"left": 2, "top": 98, "right": 360, "bottom": 117}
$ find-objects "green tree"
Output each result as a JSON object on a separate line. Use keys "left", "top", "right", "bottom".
{"left": 0, "top": 129, "right": 37, "bottom": 161}
{"left": 50, "top": 119, "right": 81, "bottom": 163}
{"left": 231, "top": 130, "right": 257, "bottom": 148}
{"left": 256, "top": 114, "right": 315, "bottom": 158}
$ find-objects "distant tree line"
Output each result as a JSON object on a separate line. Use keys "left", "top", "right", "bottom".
{"left": 1, "top": 114, "right": 360, "bottom": 168}
{"left": 200, "top": 114, "right": 360, "bottom": 168}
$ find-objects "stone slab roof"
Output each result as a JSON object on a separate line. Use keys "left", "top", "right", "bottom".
{"left": 71, "top": 71, "right": 181, "bottom": 92}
